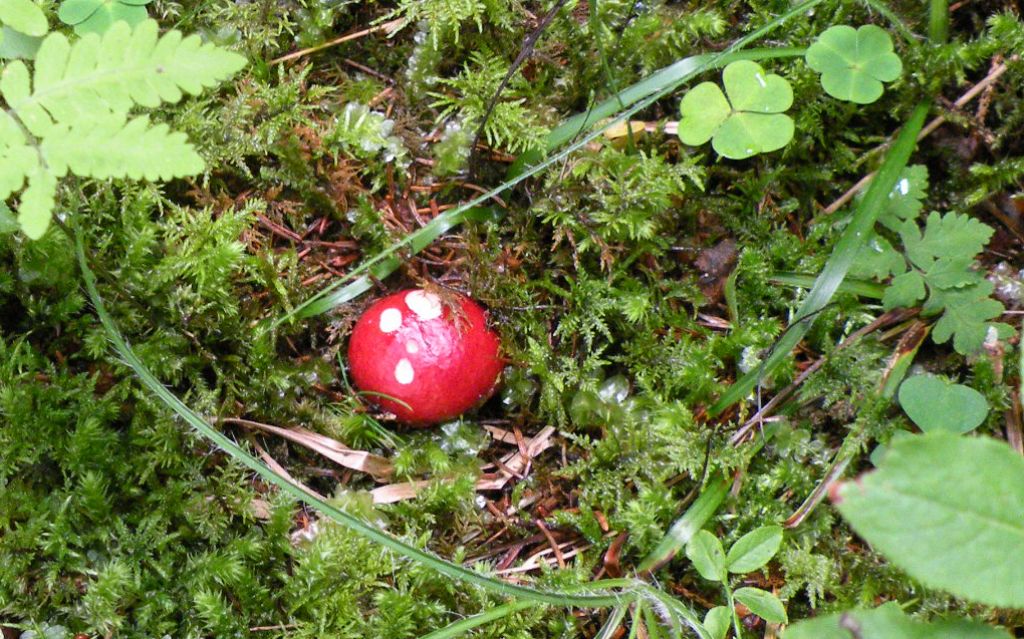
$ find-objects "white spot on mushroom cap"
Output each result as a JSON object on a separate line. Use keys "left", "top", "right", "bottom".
{"left": 406, "top": 341, "right": 419, "bottom": 354}
{"left": 379, "top": 308, "right": 403, "bottom": 332}
{"left": 395, "top": 358, "right": 414, "bottom": 384}
{"left": 405, "top": 290, "right": 442, "bottom": 320}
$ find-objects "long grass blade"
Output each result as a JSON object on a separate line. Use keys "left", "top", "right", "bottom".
{"left": 636, "top": 476, "right": 729, "bottom": 575}
{"left": 75, "top": 231, "right": 638, "bottom": 608}
{"left": 594, "top": 605, "right": 630, "bottom": 639}
{"left": 281, "top": 0, "right": 825, "bottom": 322}
{"left": 418, "top": 600, "right": 537, "bottom": 639}
{"left": 707, "top": 101, "right": 931, "bottom": 418}
{"left": 769, "top": 272, "right": 885, "bottom": 299}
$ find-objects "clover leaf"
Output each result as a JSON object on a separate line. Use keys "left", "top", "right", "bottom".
{"left": 678, "top": 60, "right": 794, "bottom": 160}
{"left": 58, "top": 0, "right": 150, "bottom": 35}
{"left": 806, "top": 25, "right": 902, "bottom": 104}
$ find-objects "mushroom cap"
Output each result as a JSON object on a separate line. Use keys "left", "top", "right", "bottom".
{"left": 347, "top": 289, "right": 504, "bottom": 425}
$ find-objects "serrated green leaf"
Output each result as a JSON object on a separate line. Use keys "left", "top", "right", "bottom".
{"left": 725, "top": 526, "right": 782, "bottom": 573}
{"left": 927, "top": 284, "right": 1012, "bottom": 354}
{"left": 0, "top": 109, "right": 37, "bottom": 199}
{"left": 1, "top": 58, "right": 53, "bottom": 134}
{"left": 678, "top": 81, "right": 730, "bottom": 146}
{"left": 901, "top": 211, "right": 992, "bottom": 269}
{"left": 882, "top": 269, "right": 925, "bottom": 309}
{"left": 783, "top": 602, "right": 1010, "bottom": 639}
{"left": 0, "top": 0, "right": 47, "bottom": 37}
{"left": 850, "top": 233, "right": 905, "bottom": 280}
{"left": 733, "top": 587, "right": 787, "bottom": 623}
{"left": 898, "top": 374, "right": 989, "bottom": 434}
{"left": 41, "top": 113, "right": 204, "bottom": 180}
{"left": 702, "top": 607, "right": 730, "bottom": 639}
{"left": 806, "top": 24, "right": 902, "bottom": 104}
{"left": 838, "top": 433, "right": 1024, "bottom": 607}
{"left": 16, "top": 167, "right": 55, "bottom": 239}
{"left": 686, "top": 530, "right": 726, "bottom": 582}
{"left": 878, "top": 164, "right": 928, "bottom": 230}
{"left": 923, "top": 255, "right": 979, "bottom": 289}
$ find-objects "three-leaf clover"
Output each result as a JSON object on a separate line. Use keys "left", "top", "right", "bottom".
{"left": 805, "top": 25, "right": 902, "bottom": 104}
{"left": 678, "top": 60, "right": 794, "bottom": 160}
{"left": 58, "top": 0, "right": 151, "bottom": 35}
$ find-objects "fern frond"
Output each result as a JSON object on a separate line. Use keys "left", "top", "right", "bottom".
{"left": 42, "top": 113, "right": 204, "bottom": 180}
{"left": 0, "top": 110, "right": 37, "bottom": 198}
{"left": 16, "top": 167, "right": 55, "bottom": 239}
{"left": 1, "top": 60, "right": 53, "bottom": 135}
{"left": 0, "top": 0, "right": 48, "bottom": 37}
{"left": 14, "top": 20, "right": 246, "bottom": 123}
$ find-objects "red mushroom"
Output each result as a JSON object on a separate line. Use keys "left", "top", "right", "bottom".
{"left": 347, "top": 288, "right": 504, "bottom": 425}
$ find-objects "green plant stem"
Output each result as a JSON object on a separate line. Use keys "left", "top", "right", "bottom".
{"left": 75, "top": 230, "right": 642, "bottom": 609}
{"left": 856, "top": 0, "right": 917, "bottom": 45}
{"left": 281, "top": 0, "right": 825, "bottom": 322}
{"left": 707, "top": 101, "right": 931, "bottom": 419}
{"left": 722, "top": 580, "right": 743, "bottom": 639}
{"left": 769, "top": 272, "right": 885, "bottom": 299}
{"left": 637, "top": 476, "right": 729, "bottom": 574}
{"left": 929, "top": 0, "right": 949, "bottom": 44}
{"left": 419, "top": 600, "right": 537, "bottom": 639}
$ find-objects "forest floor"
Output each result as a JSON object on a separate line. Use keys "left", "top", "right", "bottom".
{"left": 3, "top": 1, "right": 1024, "bottom": 638}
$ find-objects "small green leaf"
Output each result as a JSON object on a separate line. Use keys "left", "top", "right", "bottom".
{"left": 850, "top": 233, "right": 906, "bottom": 280}
{"left": 703, "top": 606, "right": 730, "bottom": 639}
{"left": 722, "top": 59, "right": 793, "bottom": 112}
{"left": 878, "top": 164, "right": 928, "bottom": 230}
{"left": 686, "top": 530, "right": 726, "bottom": 582}
{"left": 678, "top": 81, "right": 730, "bottom": 146}
{"left": 927, "top": 284, "right": 1013, "bottom": 355}
{"left": 898, "top": 374, "right": 989, "bottom": 434}
{"left": 712, "top": 112, "right": 793, "bottom": 159}
{"left": 783, "top": 602, "right": 1011, "bottom": 639}
{"left": 16, "top": 168, "right": 56, "bottom": 239}
{"left": 837, "top": 432, "right": 1024, "bottom": 607}
{"left": 882, "top": 270, "right": 925, "bottom": 309}
{"left": 0, "top": 25, "right": 42, "bottom": 59}
{"left": 900, "top": 212, "right": 992, "bottom": 270}
{"left": 733, "top": 587, "right": 787, "bottom": 623}
{"left": 806, "top": 24, "right": 902, "bottom": 104}
{"left": 0, "top": 0, "right": 48, "bottom": 37}
{"left": 725, "top": 526, "right": 783, "bottom": 573}
{"left": 58, "top": 0, "right": 150, "bottom": 34}
{"left": 677, "top": 60, "right": 794, "bottom": 160}
{"left": 0, "top": 201, "right": 19, "bottom": 233}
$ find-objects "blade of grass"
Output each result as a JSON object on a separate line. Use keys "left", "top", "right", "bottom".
{"left": 707, "top": 101, "right": 931, "bottom": 419}
{"left": 594, "top": 606, "right": 630, "bottom": 639}
{"left": 770, "top": 272, "right": 885, "bottom": 299}
{"left": 75, "top": 231, "right": 642, "bottom": 608}
{"left": 636, "top": 475, "right": 729, "bottom": 575}
{"left": 419, "top": 600, "right": 537, "bottom": 639}
{"left": 280, "top": 0, "right": 825, "bottom": 323}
